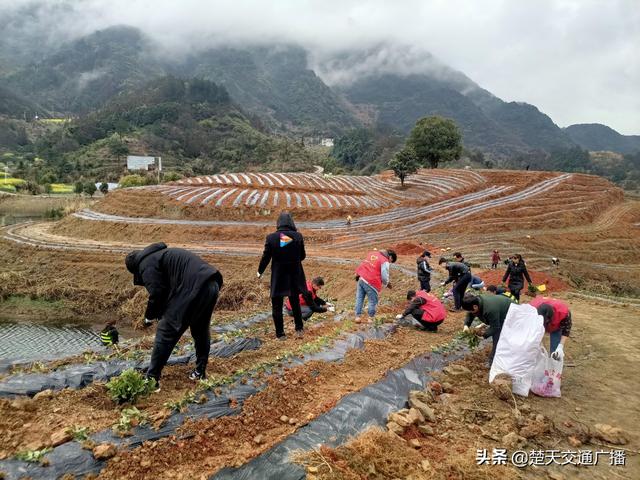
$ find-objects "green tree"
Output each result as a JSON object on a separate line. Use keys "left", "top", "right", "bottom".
{"left": 99, "top": 182, "right": 109, "bottom": 195}
{"left": 74, "top": 181, "right": 84, "bottom": 195}
{"left": 108, "top": 136, "right": 130, "bottom": 164}
{"left": 388, "top": 147, "right": 419, "bottom": 187}
{"left": 43, "top": 183, "right": 52, "bottom": 195}
{"left": 83, "top": 182, "right": 97, "bottom": 197}
{"left": 407, "top": 116, "right": 462, "bottom": 168}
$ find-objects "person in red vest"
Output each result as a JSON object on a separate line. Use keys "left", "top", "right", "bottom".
{"left": 528, "top": 296, "right": 572, "bottom": 360}
{"left": 285, "top": 277, "right": 334, "bottom": 320}
{"left": 396, "top": 289, "right": 447, "bottom": 332}
{"left": 354, "top": 249, "right": 397, "bottom": 323}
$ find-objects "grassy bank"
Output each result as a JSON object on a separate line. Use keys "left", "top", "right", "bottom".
{"left": 0, "top": 195, "right": 94, "bottom": 217}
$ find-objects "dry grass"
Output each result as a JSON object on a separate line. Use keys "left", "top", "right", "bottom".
{"left": 0, "top": 195, "right": 94, "bottom": 216}
{"left": 215, "top": 280, "right": 270, "bottom": 311}
{"left": 292, "top": 427, "right": 519, "bottom": 480}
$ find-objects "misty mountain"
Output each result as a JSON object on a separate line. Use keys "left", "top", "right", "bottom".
{"left": 564, "top": 123, "right": 640, "bottom": 154}
{"left": 0, "top": 85, "right": 43, "bottom": 118}
{"left": 177, "top": 46, "right": 360, "bottom": 135}
{"left": 335, "top": 61, "right": 574, "bottom": 156}
{"left": 1, "top": 26, "right": 359, "bottom": 135}
{"left": 2, "top": 26, "right": 164, "bottom": 114}
{"left": 2, "top": 24, "right": 624, "bottom": 162}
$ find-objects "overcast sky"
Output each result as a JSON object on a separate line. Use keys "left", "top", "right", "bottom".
{"left": 3, "top": 0, "right": 639, "bottom": 134}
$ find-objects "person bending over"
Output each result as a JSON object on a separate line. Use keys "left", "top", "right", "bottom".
{"left": 462, "top": 293, "right": 514, "bottom": 365}
{"left": 285, "top": 276, "right": 334, "bottom": 320}
{"left": 396, "top": 289, "right": 447, "bottom": 332}
{"left": 354, "top": 249, "right": 397, "bottom": 323}
{"left": 439, "top": 257, "right": 472, "bottom": 311}
{"left": 528, "top": 296, "right": 572, "bottom": 361}
{"left": 126, "top": 242, "right": 223, "bottom": 386}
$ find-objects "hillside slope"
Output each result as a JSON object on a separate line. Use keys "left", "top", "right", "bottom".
{"left": 565, "top": 123, "right": 640, "bottom": 154}
{"left": 31, "top": 76, "right": 321, "bottom": 181}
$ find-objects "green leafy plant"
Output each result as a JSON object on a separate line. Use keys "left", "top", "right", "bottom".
{"left": 67, "top": 425, "right": 89, "bottom": 442}
{"left": 15, "top": 448, "right": 52, "bottom": 463}
{"left": 113, "top": 407, "right": 148, "bottom": 434}
{"left": 106, "top": 369, "right": 156, "bottom": 404}
{"left": 164, "top": 392, "right": 196, "bottom": 412}
{"left": 456, "top": 330, "right": 480, "bottom": 349}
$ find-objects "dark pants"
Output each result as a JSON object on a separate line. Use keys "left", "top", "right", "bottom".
{"left": 491, "top": 263, "right": 498, "bottom": 269}
{"left": 419, "top": 278, "right": 431, "bottom": 292}
{"left": 147, "top": 280, "right": 219, "bottom": 382}
{"left": 453, "top": 272, "right": 472, "bottom": 309}
{"left": 411, "top": 313, "right": 443, "bottom": 331}
{"left": 510, "top": 287, "right": 522, "bottom": 303}
{"left": 286, "top": 305, "right": 313, "bottom": 320}
{"left": 272, "top": 293, "right": 303, "bottom": 337}
{"left": 489, "top": 328, "right": 502, "bottom": 365}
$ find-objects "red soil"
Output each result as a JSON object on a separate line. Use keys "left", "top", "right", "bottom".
{"left": 391, "top": 242, "right": 437, "bottom": 256}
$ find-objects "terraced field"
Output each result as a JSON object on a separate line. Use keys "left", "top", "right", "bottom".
{"left": 1, "top": 168, "right": 639, "bottom": 480}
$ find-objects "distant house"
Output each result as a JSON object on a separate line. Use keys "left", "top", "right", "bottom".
{"left": 321, "top": 138, "right": 334, "bottom": 147}
{"left": 126, "top": 155, "right": 159, "bottom": 171}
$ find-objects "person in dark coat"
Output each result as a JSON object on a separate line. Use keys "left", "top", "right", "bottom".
{"left": 416, "top": 250, "right": 432, "bottom": 292}
{"left": 125, "top": 242, "right": 223, "bottom": 386}
{"left": 439, "top": 257, "right": 471, "bottom": 311}
{"left": 502, "top": 253, "right": 532, "bottom": 302}
{"left": 257, "top": 212, "right": 307, "bottom": 339}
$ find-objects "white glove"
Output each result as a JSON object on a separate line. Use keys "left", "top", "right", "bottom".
{"left": 474, "top": 323, "right": 486, "bottom": 331}
{"left": 463, "top": 325, "right": 470, "bottom": 333}
{"left": 551, "top": 344, "right": 564, "bottom": 361}
{"left": 143, "top": 318, "right": 154, "bottom": 327}
{"left": 327, "top": 305, "right": 335, "bottom": 313}
{"left": 395, "top": 314, "right": 403, "bottom": 320}
{"left": 256, "top": 272, "right": 262, "bottom": 278}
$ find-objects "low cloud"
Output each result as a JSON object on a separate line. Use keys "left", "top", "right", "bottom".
{"left": 1, "top": 0, "right": 638, "bottom": 133}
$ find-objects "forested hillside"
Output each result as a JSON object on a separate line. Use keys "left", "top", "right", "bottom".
{"left": 564, "top": 123, "right": 640, "bottom": 155}
{"left": 7, "top": 77, "right": 324, "bottom": 183}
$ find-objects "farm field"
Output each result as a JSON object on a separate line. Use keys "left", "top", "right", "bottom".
{"left": 0, "top": 168, "right": 638, "bottom": 479}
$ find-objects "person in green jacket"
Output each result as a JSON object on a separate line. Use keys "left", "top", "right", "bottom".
{"left": 462, "top": 294, "right": 514, "bottom": 365}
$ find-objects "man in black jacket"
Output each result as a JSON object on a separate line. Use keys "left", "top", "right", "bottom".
{"left": 125, "top": 242, "right": 223, "bottom": 385}
{"left": 258, "top": 212, "right": 307, "bottom": 339}
{"left": 439, "top": 257, "right": 472, "bottom": 311}
{"left": 416, "top": 250, "right": 432, "bottom": 292}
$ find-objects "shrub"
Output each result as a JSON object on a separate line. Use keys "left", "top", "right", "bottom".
{"left": 162, "top": 171, "right": 183, "bottom": 182}
{"left": 105, "top": 369, "right": 156, "bottom": 404}
{"left": 99, "top": 182, "right": 109, "bottom": 195}
{"left": 118, "top": 174, "right": 147, "bottom": 188}
{"left": 83, "top": 182, "right": 97, "bottom": 197}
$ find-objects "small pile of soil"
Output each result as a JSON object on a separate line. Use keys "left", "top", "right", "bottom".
{"left": 390, "top": 242, "right": 436, "bottom": 256}
{"left": 480, "top": 269, "right": 570, "bottom": 292}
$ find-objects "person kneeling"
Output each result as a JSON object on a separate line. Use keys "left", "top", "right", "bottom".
{"left": 396, "top": 289, "right": 447, "bottom": 332}
{"left": 285, "top": 277, "right": 334, "bottom": 320}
